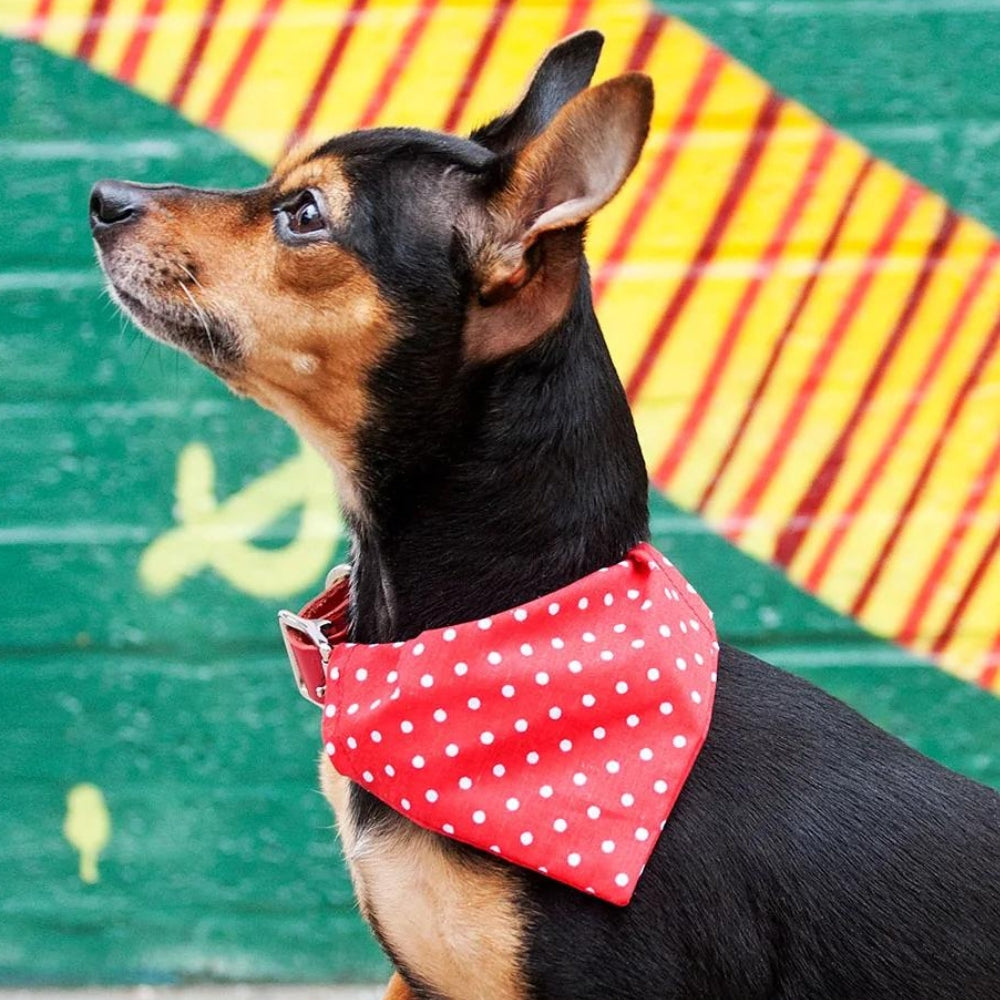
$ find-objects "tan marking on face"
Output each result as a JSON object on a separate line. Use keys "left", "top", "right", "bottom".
{"left": 319, "top": 757, "right": 529, "bottom": 1000}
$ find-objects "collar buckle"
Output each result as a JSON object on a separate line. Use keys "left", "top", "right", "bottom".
{"left": 277, "top": 609, "right": 332, "bottom": 704}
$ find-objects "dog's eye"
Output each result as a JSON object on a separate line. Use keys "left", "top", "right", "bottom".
{"left": 288, "top": 192, "right": 325, "bottom": 234}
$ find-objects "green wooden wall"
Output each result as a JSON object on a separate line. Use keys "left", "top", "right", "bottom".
{"left": 2, "top": 0, "right": 1000, "bottom": 986}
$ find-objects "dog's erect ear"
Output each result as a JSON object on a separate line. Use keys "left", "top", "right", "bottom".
{"left": 465, "top": 73, "right": 653, "bottom": 361}
{"left": 470, "top": 30, "right": 604, "bottom": 156}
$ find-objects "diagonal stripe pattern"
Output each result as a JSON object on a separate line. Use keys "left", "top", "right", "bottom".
{"left": 5, "top": 0, "right": 1000, "bottom": 695}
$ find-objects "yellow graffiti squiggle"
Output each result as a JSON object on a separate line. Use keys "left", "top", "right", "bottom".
{"left": 139, "top": 441, "right": 342, "bottom": 599}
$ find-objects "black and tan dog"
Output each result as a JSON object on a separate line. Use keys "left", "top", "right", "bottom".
{"left": 91, "top": 30, "right": 999, "bottom": 1000}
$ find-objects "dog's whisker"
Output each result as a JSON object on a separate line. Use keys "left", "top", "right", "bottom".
{"left": 177, "top": 278, "right": 219, "bottom": 365}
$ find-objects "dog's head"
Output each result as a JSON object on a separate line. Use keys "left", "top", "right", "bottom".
{"left": 91, "top": 32, "right": 652, "bottom": 510}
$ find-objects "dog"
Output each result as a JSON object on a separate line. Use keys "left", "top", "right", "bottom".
{"left": 91, "top": 29, "right": 1000, "bottom": 1000}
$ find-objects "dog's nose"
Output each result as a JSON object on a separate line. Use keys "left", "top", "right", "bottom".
{"left": 89, "top": 180, "right": 147, "bottom": 231}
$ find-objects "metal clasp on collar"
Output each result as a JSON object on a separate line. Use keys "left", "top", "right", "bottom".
{"left": 277, "top": 609, "right": 332, "bottom": 703}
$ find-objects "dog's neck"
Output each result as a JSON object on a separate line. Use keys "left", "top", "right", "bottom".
{"left": 346, "top": 276, "right": 650, "bottom": 644}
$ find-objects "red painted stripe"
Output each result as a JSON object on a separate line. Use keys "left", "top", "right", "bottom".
{"left": 929, "top": 434, "right": 1000, "bottom": 659}
{"left": 282, "top": 0, "right": 369, "bottom": 156}
{"left": 811, "top": 241, "right": 999, "bottom": 612}
{"left": 442, "top": 0, "right": 513, "bottom": 133}
{"left": 697, "top": 156, "right": 875, "bottom": 514}
{"left": 591, "top": 44, "right": 724, "bottom": 306}
{"left": 168, "top": 0, "right": 225, "bottom": 108}
{"left": 626, "top": 91, "right": 786, "bottom": 404}
{"left": 357, "top": 0, "right": 439, "bottom": 129}
{"left": 117, "top": 0, "right": 164, "bottom": 84}
{"left": 558, "top": 0, "right": 592, "bottom": 37}
{"left": 852, "top": 303, "right": 1000, "bottom": 620}
{"left": 76, "top": 0, "right": 112, "bottom": 61}
{"left": 775, "top": 208, "right": 959, "bottom": 571}
{"left": 24, "top": 0, "right": 53, "bottom": 42}
{"left": 624, "top": 10, "right": 665, "bottom": 73}
{"left": 979, "top": 654, "right": 1000, "bottom": 691}
{"left": 655, "top": 128, "right": 836, "bottom": 488}
{"left": 205, "top": 0, "right": 286, "bottom": 130}
{"left": 724, "top": 179, "right": 921, "bottom": 542}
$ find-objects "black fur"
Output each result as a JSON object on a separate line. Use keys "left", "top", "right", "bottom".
{"left": 315, "top": 48, "right": 1000, "bottom": 1000}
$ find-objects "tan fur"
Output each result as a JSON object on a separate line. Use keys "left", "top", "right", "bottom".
{"left": 320, "top": 757, "right": 529, "bottom": 1000}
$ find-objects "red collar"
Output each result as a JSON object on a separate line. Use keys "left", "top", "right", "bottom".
{"left": 278, "top": 544, "right": 718, "bottom": 905}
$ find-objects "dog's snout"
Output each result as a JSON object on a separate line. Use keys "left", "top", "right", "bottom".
{"left": 89, "top": 180, "right": 146, "bottom": 232}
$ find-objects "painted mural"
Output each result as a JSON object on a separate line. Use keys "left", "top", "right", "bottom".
{"left": 2, "top": 0, "right": 999, "bottom": 986}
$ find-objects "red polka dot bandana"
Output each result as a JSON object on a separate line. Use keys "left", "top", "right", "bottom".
{"left": 278, "top": 543, "right": 718, "bottom": 905}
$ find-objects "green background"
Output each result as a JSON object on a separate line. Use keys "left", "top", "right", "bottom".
{"left": 3, "top": 0, "right": 1000, "bottom": 985}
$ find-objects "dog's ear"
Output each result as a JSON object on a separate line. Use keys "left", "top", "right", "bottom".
{"left": 465, "top": 72, "right": 653, "bottom": 361}
{"left": 470, "top": 30, "right": 604, "bottom": 156}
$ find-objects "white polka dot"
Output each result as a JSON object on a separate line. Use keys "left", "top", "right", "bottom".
{"left": 520, "top": 831, "right": 533, "bottom": 846}
{"left": 325, "top": 704, "right": 336, "bottom": 718}
{"left": 401, "top": 798, "right": 411, "bottom": 811}
{"left": 425, "top": 789, "right": 439, "bottom": 803}
{"left": 601, "top": 840, "right": 616, "bottom": 854}
{"left": 582, "top": 693, "right": 596, "bottom": 707}
{"left": 400, "top": 720, "right": 414, "bottom": 734}
{"left": 324, "top": 741, "right": 335, "bottom": 756}
{"left": 478, "top": 618, "right": 492, "bottom": 630}
{"left": 606, "top": 760, "right": 621, "bottom": 774}
{"left": 384, "top": 764, "right": 396, "bottom": 777}
{"left": 578, "top": 597, "right": 589, "bottom": 610}
{"left": 347, "top": 703, "right": 359, "bottom": 715}
{"left": 582, "top": 631, "right": 596, "bottom": 643}
{"left": 454, "top": 662, "right": 468, "bottom": 676}
{"left": 551, "top": 637, "right": 565, "bottom": 650}
{"left": 573, "top": 772, "right": 587, "bottom": 786}
{"left": 412, "top": 643, "right": 425, "bottom": 656}
{"left": 675, "top": 657, "right": 687, "bottom": 671}
{"left": 567, "top": 852, "right": 582, "bottom": 867}
{"left": 673, "top": 734, "right": 687, "bottom": 749}
{"left": 659, "top": 701, "right": 674, "bottom": 715}
{"left": 593, "top": 726, "right": 606, "bottom": 740}
{"left": 613, "top": 623, "right": 627, "bottom": 633}
{"left": 603, "top": 593, "right": 614, "bottom": 606}
{"left": 614, "top": 873, "right": 629, "bottom": 888}
{"left": 514, "top": 718, "right": 529, "bottom": 733}
{"left": 658, "top": 624, "right": 671, "bottom": 638}
{"left": 587, "top": 805, "right": 601, "bottom": 820}
{"left": 548, "top": 602, "right": 560, "bottom": 615}
{"left": 631, "top": 639, "right": 645, "bottom": 650}
{"left": 506, "top": 797, "right": 520, "bottom": 812}
{"left": 690, "top": 619, "right": 701, "bottom": 632}
{"left": 711, "top": 670, "right": 718, "bottom": 682}
{"left": 635, "top": 827, "right": 650, "bottom": 842}
{"left": 369, "top": 699, "right": 382, "bottom": 711}
{"left": 553, "top": 817, "right": 567, "bottom": 832}
{"left": 548, "top": 706, "right": 562, "bottom": 721}
{"left": 445, "top": 743, "right": 459, "bottom": 757}
{"left": 540, "top": 785, "right": 554, "bottom": 799}
{"left": 468, "top": 696, "right": 481, "bottom": 710}
{"left": 493, "top": 763, "right": 506, "bottom": 777}
{"left": 691, "top": 691, "right": 703, "bottom": 704}
{"left": 433, "top": 708, "right": 447, "bottom": 722}
{"left": 443, "top": 823, "right": 455, "bottom": 834}
{"left": 487, "top": 651, "right": 502, "bottom": 665}
{"left": 387, "top": 671, "right": 398, "bottom": 684}
{"left": 420, "top": 673, "right": 434, "bottom": 688}
{"left": 615, "top": 681, "right": 629, "bottom": 694}
{"left": 389, "top": 689, "right": 400, "bottom": 701}
{"left": 559, "top": 739, "right": 573, "bottom": 752}
{"left": 472, "top": 810, "right": 486, "bottom": 824}
{"left": 620, "top": 792, "right": 634, "bottom": 807}
{"left": 490, "top": 845, "right": 501, "bottom": 854}
{"left": 535, "top": 671, "right": 550, "bottom": 686}
{"left": 600, "top": 650, "right": 614, "bottom": 662}
{"left": 443, "top": 628, "right": 457, "bottom": 642}
{"left": 370, "top": 730, "right": 382, "bottom": 743}
{"left": 346, "top": 737, "right": 358, "bottom": 749}
{"left": 513, "top": 608, "right": 527, "bottom": 622}
{"left": 568, "top": 660, "right": 583, "bottom": 674}
{"left": 694, "top": 653, "right": 704, "bottom": 665}
{"left": 520, "top": 643, "right": 533, "bottom": 657}
{"left": 679, "top": 621, "right": 688, "bottom": 634}
{"left": 639, "top": 747, "right": 654, "bottom": 761}
{"left": 412, "top": 755, "right": 425, "bottom": 769}
{"left": 626, "top": 714, "right": 640, "bottom": 727}
{"left": 355, "top": 667, "right": 368, "bottom": 682}
{"left": 459, "top": 776, "right": 473, "bottom": 790}
{"left": 641, "top": 599, "right": 653, "bottom": 611}
{"left": 647, "top": 668, "right": 661, "bottom": 682}
{"left": 501, "top": 684, "right": 516, "bottom": 698}
{"left": 654, "top": 779, "right": 668, "bottom": 794}
{"left": 526, "top": 751, "right": 540, "bottom": 765}
{"left": 480, "top": 731, "right": 494, "bottom": 746}
{"left": 627, "top": 589, "right": 640, "bottom": 600}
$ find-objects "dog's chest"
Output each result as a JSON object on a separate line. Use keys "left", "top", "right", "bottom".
{"left": 320, "top": 758, "right": 528, "bottom": 1000}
